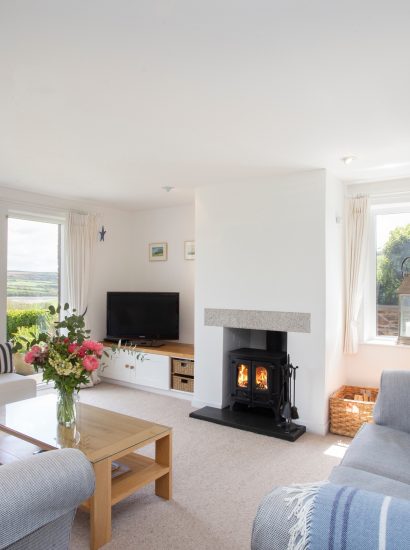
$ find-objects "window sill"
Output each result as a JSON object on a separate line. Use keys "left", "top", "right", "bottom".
{"left": 362, "top": 338, "right": 410, "bottom": 349}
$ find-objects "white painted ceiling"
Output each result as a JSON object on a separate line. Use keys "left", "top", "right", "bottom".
{"left": 1, "top": 1, "right": 410, "bottom": 210}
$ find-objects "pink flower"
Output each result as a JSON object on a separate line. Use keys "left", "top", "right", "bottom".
{"left": 68, "top": 343, "right": 79, "bottom": 354}
{"left": 82, "top": 340, "right": 104, "bottom": 355}
{"left": 77, "top": 346, "right": 86, "bottom": 358}
{"left": 24, "top": 351, "right": 35, "bottom": 364}
{"left": 82, "top": 355, "right": 100, "bottom": 371}
{"left": 25, "top": 345, "right": 42, "bottom": 364}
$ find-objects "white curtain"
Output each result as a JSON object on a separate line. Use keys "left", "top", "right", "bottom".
{"left": 66, "top": 212, "right": 98, "bottom": 316}
{"left": 344, "top": 196, "right": 370, "bottom": 354}
{"left": 65, "top": 212, "right": 99, "bottom": 386}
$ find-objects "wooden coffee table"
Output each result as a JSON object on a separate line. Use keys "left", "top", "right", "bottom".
{"left": 0, "top": 394, "right": 172, "bottom": 550}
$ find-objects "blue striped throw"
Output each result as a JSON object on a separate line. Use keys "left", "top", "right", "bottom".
{"left": 308, "top": 483, "right": 410, "bottom": 549}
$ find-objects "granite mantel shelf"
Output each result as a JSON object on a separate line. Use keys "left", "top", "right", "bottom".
{"left": 204, "top": 308, "right": 311, "bottom": 333}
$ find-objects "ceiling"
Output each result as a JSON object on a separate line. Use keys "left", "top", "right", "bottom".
{"left": 1, "top": 1, "right": 410, "bottom": 210}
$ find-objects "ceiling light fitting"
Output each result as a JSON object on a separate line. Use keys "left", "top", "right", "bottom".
{"left": 341, "top": 156, "right": 357, "bottom": 165}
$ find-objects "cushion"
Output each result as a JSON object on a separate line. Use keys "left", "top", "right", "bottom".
{"left": 373, "top": 370, "right": 410, "bottom": 434}
{"left": 0, "top": 343, "right": 14, "bottom": 374}
{"left": 341, "top": 423, "right": 410, "bottom": 485}
{"left": 330, "top": 465, "right": 410, "bottom": 500}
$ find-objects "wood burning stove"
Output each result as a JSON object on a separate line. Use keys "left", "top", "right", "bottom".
{"left": 190, "top": 330, "right": 306, "bottom": 442}
{"left": 230, "top": 348, "right": 286, "bottom": 419}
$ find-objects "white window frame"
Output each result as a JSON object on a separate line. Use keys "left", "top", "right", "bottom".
{"left": 363, "top": 201, "right": 410, "bottom": 343}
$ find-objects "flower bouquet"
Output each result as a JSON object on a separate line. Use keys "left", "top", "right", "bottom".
{"left": 14, "top": 303, "right": 103, "bottom": 427}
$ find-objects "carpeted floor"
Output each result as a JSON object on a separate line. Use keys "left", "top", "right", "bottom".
{"left": 70, "top": 383, "right": 349, "bottom": 550}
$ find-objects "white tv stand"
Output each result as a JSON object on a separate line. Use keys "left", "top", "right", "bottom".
{"left": 99, "top": 340, "right": 195, "bottom": 399}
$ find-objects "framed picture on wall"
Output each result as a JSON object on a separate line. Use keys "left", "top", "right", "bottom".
{"left": 149, "top": 242, "right": 168, "bottom": 261}
{"left": 184, "top": 240, "right": 195, "bottom": 260}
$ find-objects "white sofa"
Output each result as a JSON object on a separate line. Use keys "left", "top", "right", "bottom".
{"left": 0, "top": 372, "right": 36, "bottom": 405}
{"left": 0, "top": 344, "right": 36, "bottom": 405}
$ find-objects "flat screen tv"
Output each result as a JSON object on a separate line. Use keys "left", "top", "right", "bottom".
{"left": 106, "top": 292, "right": 179, "bottom": 341}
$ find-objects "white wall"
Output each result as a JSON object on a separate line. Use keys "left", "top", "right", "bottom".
{"left": 132, "top": 204, "right": 195, "bottom": 343}
{"left": 344, "top": 178, "right": 410, "bottom": 386}
{"left": 86, "top": 207, "right": 136, "bottom": 340}
{"left": 0, "top": 186, "right": 136, "bottom": 341}
{"left": 194, "top": 170, "right": 331, "bottom": 433}
{"left": 324, "top": 174, "right": 345, "bottom": 423}
{"left": 0, "top": 186, "right": 196, "bottom": 344}
{"left": 345, "top": 343, "right": 410, "bottom": 387}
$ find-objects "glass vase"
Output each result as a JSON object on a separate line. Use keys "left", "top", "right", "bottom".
{"left": 56, "top": 388, "right": 78, "bottom": 427}
{"left": 57, "top": 423, "right": 81, "bottom": 447}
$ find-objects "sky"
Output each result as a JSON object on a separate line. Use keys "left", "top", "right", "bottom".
{"left": 376, "top": 212, "right": 410, "bottom": 251}
{"left": 7, "top": 218, "right": 59, "bottom": 272}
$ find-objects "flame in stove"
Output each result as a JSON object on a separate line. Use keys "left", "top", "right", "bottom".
{"left": 237, "top": 364, "right": 249, "bottom": 388}
{"left": 255, "top": 366, "right": 268, "bottom": 390}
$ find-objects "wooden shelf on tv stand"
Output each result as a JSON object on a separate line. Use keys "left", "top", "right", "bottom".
{"left": 102, "top": 340, "right": 194, "bottom": 361}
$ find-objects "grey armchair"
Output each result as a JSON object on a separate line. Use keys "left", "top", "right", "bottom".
{"left": 0, "top": 448, "right": 95, "bottom": 550}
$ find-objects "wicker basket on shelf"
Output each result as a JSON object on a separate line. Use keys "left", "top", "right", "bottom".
{"left": 329, "top": 385, "right": 379, "bottom": 437}
{"left": 172, "top": 374, "right": 194, "bottom": 393}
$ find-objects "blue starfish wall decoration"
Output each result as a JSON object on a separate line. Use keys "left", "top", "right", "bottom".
{"left": 99, "top": 225, "right": 107, "bottom": 242}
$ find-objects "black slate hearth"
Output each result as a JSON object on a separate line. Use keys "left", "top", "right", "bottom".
{"left": 189, "top": 406, "right": 306, "bottom": 442}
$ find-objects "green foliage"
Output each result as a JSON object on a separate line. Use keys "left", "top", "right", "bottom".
{"left": 11, "top": 324, "right": 41, "bottom": 351}
{"left": 6, "top": 309, "right": 53, "bottom": 341}
{"left": 99, "top": 341, "right": 146, "bottom": 372}
{"left": 52, "top": 303, "right": 90, "bottom": 346}
{"left": 377, "top": 224, "right": 410, "bottom": 305}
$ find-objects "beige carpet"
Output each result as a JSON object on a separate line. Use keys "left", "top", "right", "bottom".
{"left": 70, "top": 383, "right": 349, "bottom": 550}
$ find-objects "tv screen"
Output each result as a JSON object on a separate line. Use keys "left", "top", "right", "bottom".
{"left": 106, "top": 292, "right": 179, "bottom": 341}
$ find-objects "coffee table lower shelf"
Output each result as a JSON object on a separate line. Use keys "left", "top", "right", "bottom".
{"left": 81, "top": 452, "right": 170, "bottom": 510}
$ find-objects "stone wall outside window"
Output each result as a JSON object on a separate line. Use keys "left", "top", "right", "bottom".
{"left": 377, "top": 304, "right": 399, "bottom": 336}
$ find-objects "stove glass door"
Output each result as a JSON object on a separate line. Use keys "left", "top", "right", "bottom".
{"left": 255, "top": 365, "right": 268, "bottom": 391}
{"left": 237, "top": 363, "right": 249, "bottom": 389}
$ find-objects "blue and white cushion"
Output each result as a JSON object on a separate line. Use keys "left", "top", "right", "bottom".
{"left": 0, "top": 342, "right": 14, "bottom": 374}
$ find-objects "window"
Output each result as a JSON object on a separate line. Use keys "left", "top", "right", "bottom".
{"left": 6, "top": 217, "right": 61, "bottom": 342}
{"left": 366, "top": 205, "right": 410, "bottom": 340}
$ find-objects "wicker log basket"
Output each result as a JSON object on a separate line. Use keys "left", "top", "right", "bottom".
{"left": 329, "top": 385, "right": 379, "bottom": 437}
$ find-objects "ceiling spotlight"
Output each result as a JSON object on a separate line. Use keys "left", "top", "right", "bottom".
{"left": 341, "top": 156, "right": 357, "bottom": 165}
{"left": 162, "top": 186, "right": 174, "bottom": 192}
